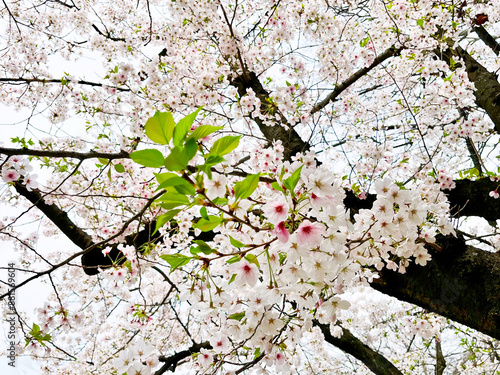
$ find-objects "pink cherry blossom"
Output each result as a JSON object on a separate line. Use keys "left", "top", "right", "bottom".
{"left": 263, "top": 198, "right": 289, "bottom": 225}
{"left": 232, "top": 260, "right": 259, "bottom": 287}
{"left": 209, "top": 333, "right": 231, "bottom": 353}
{"left": 295, "top": 220, "right": 325, "bottom": 247}
{"left": 24, "top": 174, "right": 39, "bottom": 191}
{"left": 274, "top": 221, "right": 290, "bottom": 243}
{"left": 2, "top": 170, "right": 20, "bottom": 182}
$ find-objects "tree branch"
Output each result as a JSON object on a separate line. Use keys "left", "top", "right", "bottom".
{"left": 473, "top": 25, "right": 500, "bottom": 56}
{"left": 310, "top": 46, "right": 403, "bottom": 115}
{"left": 436, "top": 46, "right": 500, "bottom": 134}
{"left": 370, "top": 234, "right": 500, "bottom": 340}
{"left": 445, "top": 179, "right": 500, "bottom": 221}
{"left": 155, "top": 342, "right": 211, "bottom": 374}
{"left": 344, "top": 179, "right": 500, "bottom": 222}
{"left": 230, "top": 71, "right": 310, "bottom": 161}
{"left": 13, "top": 182, "right": 94, "bottom": 249}
{"left": 0, "top": 147, "right": 129, "bottom": 161}
{"left": 314, "top": 322, "right": 403, "bottom": 375}
{"left": 0, "top": 77, "right": 130, "bottom": 91}
{"left": 435, "top": 339, "right": 446, "bottom": 375}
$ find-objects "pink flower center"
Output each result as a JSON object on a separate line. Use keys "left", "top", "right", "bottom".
{"left": 301, "top": 225, "right": 312, "bottom": 235}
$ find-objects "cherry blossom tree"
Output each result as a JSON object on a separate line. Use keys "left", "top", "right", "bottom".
{"left": 0, "top": 0, "right": 499, "bottom": 374}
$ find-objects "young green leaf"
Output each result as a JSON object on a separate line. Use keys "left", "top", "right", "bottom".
{"left": 145, "top": 111, "right": 175, "bottom": 145}
{"left": 211, "top": 197, "right": 228, "bottom": 205}
{"left": 189, "top": 125, "right": 224, "bottom": 141}
{"left": 229, "top": 235, "right": 245, "bottom": 248}
{"left": 184, "top": 137, "right": 198, "bottom": 160}
{"left": 228, "top": 312, "right": 246, "bottom": 321}
{"left": 200, "top": 206, "right": 209, "bottom": 220}
{"left": 114, "top": 163, "right": 125, "bottom": 173}
{"left": 155, "top": 172, "right": 178, "bottom": 183}
{"left": 198, "top": 154, "right": 226, "bottom": 179}
{"left": 173, "top": 107, "right": 202, "bottom": 147}
{"left": 191, "top": 240, "right": 214, "bottom": 255}
{"left": 164, "top": 146, "right": 189, "bottom": 171}
{"left": 157, "top": 191, "right": 190, "bottom": 209}
{"left": 160, "top": 254, "right": 191, "bottom": 272}
{"left": 130, "top": 149, "right": 165, "bottom": 168}
{"left": 271, "top": 181, "right": 284, "bottom": 192}
{"left": 245, "top": 253, "right": 260, "bottom": 268}
{"left": 234, "top": 173, "right": 260, "bottom": 200}
{"left": 157, "top": 176, "right": 195, "bottom": 195}
{"left": 226, "top": 255, "right": 242, "bottom": 264}
{"left": 283, "top": 165, "right": 303, "bottom": 194}
{"left": 193, "top": 215, "right": 222, "bottom": 231}
{"left": 154, "top": 209, "right": 182, "bottom": 234}
{"left": 209, "top": 135, "right": 241, "bottom": 156}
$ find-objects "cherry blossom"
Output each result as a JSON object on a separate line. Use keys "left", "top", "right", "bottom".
{"left": 231, "top": 260, "right": 260, "bottom": 287}
{"left": 2, "top": 169, "right": 20, "bottom": 182}
{"left": 263, "top": 198, "right": 290, "bottom": 225}
{"left": 0, "top": 0, "right": 498, "bottom": 373}
{"left": 295, "top": 220, "right": 325, "bottom": 248}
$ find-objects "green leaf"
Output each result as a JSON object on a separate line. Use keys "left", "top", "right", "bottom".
{"left": 229, "top": 235, "right": 245, "bottom": 248}
{"left": 283, "top": 165, "right": 303, "bottom": 194}
{"left": 245, "top": 253, "right": 260, "bottom": 268}
{"left": 130, "top": 149, "right": 165, "bottom": 168}
{"left": 114, "top": 163, "right": 125, "bottom": 173}
{"left": 173, "top": 107, "right": 202, "bottom": 147}
{"left": 185, "top": 137, "right": 198, "bottom": 161}
{"left": 226, "top": 255, "right": 241, "bottom": 264}
{"left": 98, "top": 158, "right": 108, "bottom": 165}
{"left": 189, "top": 125, "right": 223, "bottom": 141}
{"left": 199, "top": 154, "right": 226, "bottom": 179}
{"left": 193, "top": 216, "right": 222, "bottom": 231}
{"left": 271, "top": 181, "right": 284, "bottom": 192}
{"left": 228, "top": 312, "right": 246, "bottom": 321}
{"left": 157, "top": 192, "right": 190, "bottom": 209}
{"left": 228, "top": 273, "right": 237, "bottom": 284}
{"left": 155, "top": 172, "right": 178, "bottom": 183}
{"left": 157, "top": 176, "right": 195, "bottom": 195}
{"left": 145, "top": 111, "right": 175, "bottom": 145}
{"left": 160, "top": 254, "right": 191, "bottom": 272}
{"left": 254, "top": 347, "right": 261, "bottom": 359}
{"left": 234, "top": 173, "right": 260, "bottom": 201}
{"left": 164, "top": 146, "right": 189, "bottom": 171}
{"left": 212, "top": 197, "right": 228, "bottom": 205}
{"left": 191, "top": 240, "right": 214, "bottom": 255}
{"left": 209, "top": 135, "right": 241, "bottom": 156}
{"left": 200, "top": 206, "right": 209, "bottom": 220}
{"left": 154, "top": 210, "right": 181, "bottom": 234}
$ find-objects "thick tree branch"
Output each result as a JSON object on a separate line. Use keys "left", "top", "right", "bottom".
{"left": 11, "top": 180, "right": 164, "bottom": 275}
{"left": 0, "top": 147, "right": 129, "bottom": 161}
{"left": 13, "top": 182, "right": 94, "bottom": 249}
{"left": 310, "top": 46, "right": 403, "bottom": 115}
{"left": 436, "top": 46, "right": 500, "bottom": 133}
{"left": 344, "top": 179, "right": 500, "bottom": 222}
{"left": 156, "top": 342, "right": 211, "bottom": 374}
{"left": 473, "top": 26, "right": 500, "bottom": 56}
{"left": 314, "top": 322, "right": 403, "bottom": 375}
{"left": 444, "top": 179, "right": 500, "bottom": 221}
{"left": 371, "top": 234, "right": 500, "bottom": 340}
{"left": 230, "top": 71, "right": 310, "bottom": 161}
